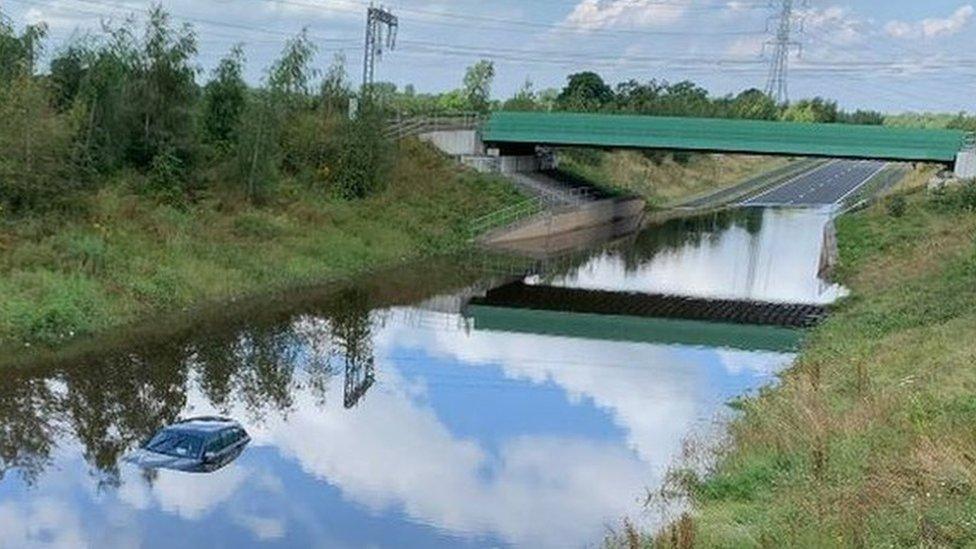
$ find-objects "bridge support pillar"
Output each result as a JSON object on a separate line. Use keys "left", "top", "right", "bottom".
{"left": 955, "top": 151, "right": 976, "bottom": 180}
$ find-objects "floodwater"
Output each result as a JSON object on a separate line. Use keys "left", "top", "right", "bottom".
{"left": 0, "top": 207, "right": 838, "bottom": 548}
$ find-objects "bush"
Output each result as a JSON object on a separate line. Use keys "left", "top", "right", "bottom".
{"left": 930, "top": 180, "right": 976, "bottom": 213}
{"left": 961, "top": 180, "right": 976, "bottom": 212}
{"left": 886, "top": 194, "right": 907, "bottom": 217}
{"left": 330, "top": 113, "right": 392, "bottom": 199}
{"left": 147, "top": 147, "right": 186, "bottom": 201}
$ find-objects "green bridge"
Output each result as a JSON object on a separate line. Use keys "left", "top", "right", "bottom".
{"left": 482, "top": 111, "right": 970, "bottom": 164}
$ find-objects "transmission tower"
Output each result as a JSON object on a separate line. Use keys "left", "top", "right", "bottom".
{"left": 362, "top": 4, "right": 399, "bottom": 98}
{"left": 764, "top": 0, "right": 807, "bottom": 103}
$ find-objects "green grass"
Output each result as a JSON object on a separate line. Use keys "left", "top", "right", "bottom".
{"left": 557, "top": 149, "right": 789, "bottom": 209}
{"left": 0, "top": 139, "right": 522, "bottom": 358}
{"left": 635, "top": 182, "right": 976, "bottom": 548}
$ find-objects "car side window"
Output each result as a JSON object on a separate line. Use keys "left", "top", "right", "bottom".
{"left": 220, "top": 429, "right": 237, "bottom": 449}
{"left": 205, "top": 436, "right": 222, "bottom": 455}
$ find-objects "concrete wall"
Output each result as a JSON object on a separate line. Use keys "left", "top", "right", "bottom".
{"left": 418, "top": 130, "right": 482, "bottom": 156}
{"left": 481, "top": 197, "right": 647, "bottom": 245}
{"left": 498, "top": 156, "right": 540, "bottom": 174}
{"left": 956, "top": 151, "right": 976, "bottom": 179}
{"left": 459, "top": 155, "right": 540, "bottom": 175}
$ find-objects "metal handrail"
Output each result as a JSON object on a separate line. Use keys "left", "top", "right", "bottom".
{"left": 468, "top": 185, "right": 598, "bottom": 238}
{"left": 385, "top": 112, "right": 483, "bottom": 140}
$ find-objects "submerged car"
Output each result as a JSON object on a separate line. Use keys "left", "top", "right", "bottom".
{"left": 126, "top": 417, "right": 250, "bottom": 473}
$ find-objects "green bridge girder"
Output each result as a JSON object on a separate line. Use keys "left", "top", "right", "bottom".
{"left": 465, "top": 305, "right": 804, "bottom": 354}
{"left": 482, "top": 111, "right": 968, "bottom": 163}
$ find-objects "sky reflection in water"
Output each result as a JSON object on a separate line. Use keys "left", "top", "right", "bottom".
{"left": 0, "top": 207, "right": 835, "bottom": 548}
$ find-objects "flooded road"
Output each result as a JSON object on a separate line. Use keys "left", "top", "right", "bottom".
{"left": 0, "top": 207, "right": 839, "bottom": 548}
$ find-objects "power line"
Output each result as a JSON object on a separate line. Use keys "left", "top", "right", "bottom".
{"left": 256, "top": 0, "right": 766, "bottom": 37}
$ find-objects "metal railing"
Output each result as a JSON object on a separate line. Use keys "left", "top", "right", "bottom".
{"left": 469, "top": 196, "right": 547, "bottom": 238}
{"left": 385, "top": 112, "right": 483, "bottom": 140}
{"left": 468, "top": 186, "right": 597, "bottom": 239}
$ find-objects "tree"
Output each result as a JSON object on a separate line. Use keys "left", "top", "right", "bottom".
{"left": 0, "top": 16, "right": 46, "bottom": 81}
{"left": 320, "top": 53, "right": 351, "bottom": 117}
{"left": 49, "top": 43, "right": 89, "bottom": 112}
{"left": 268, "top": 28, "right": 317, "bottom": 107}
{"left": 502, "top": 78, "right": 537, "bottom": 111}
{"left": 729, "top": 89, "right": 779, "bottom": 120}
{"left": 330, "top": 110, "right": 392, "bottom": 199}
{"left": 462, "top": 59, "right": 495, "bottom": 112}
{"left": 948, "top": 113, "right": 976, "bottom": 132}
{"left": 781, "top": 98, "right": 839, "bottom": 123}
{"left": 0, "top": 72, "right": 79, "bottom": 212}
{"left": 838, "top": 109, "right": 885, "bottom": 125}
{"left": 556, "top": 71, "right": 613, "bottom": 112}
{"left": 203, "top": 45, "right": 247, "bottom": 148}
{"left": 614, "top": 79, "right": 663, "bottom": 113}
{"left": 129, "top": 6, "right": 200, "bottom": 174}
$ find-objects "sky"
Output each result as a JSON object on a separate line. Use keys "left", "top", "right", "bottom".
{"left": 3, "top": 0, "right": 975, "bottom": 113}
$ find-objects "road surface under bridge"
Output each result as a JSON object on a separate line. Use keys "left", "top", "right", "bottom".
{"left": 482, "top": 112, "right": 969, "bottom": 164}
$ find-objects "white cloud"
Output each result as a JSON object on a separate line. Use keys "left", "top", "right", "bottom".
{"left": 532, "top": 209, "right": 844, "bottom": 305}
{"left": 562, "top": 0, "right": 692, "bottom": 30}
{"left": 802, "top": 6, "right": 868, "bottom": 46}
{"left": 725, "top": 36, "right": 764, "bottom": 59}
{"left": 233, "top": 512, "right": 286, "bottom": 540}
{"left": 0, "top": 498, "right": 88, "bottom": 549}
{"left": 885, "top": 5, "right": 974, "bottom": 39}
{"left": 118, "top": 464, "right": 248, "bottom": 521}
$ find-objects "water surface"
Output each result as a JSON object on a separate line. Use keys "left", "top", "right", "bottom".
{"left": 0, "top": 207, "right": 838, "bottom": 547}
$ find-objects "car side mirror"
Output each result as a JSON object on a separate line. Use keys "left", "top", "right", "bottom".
{"left": 203, "top": 451, "right": 216, "bottom": 463}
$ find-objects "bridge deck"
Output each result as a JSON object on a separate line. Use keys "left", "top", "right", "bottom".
{"left": 470, "top": 282, "right": 828, "bottom": 329}
{"left": 483, "top": 112, "right": 967, "bottom": 163}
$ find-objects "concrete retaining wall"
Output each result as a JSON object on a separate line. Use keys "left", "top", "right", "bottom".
{"left": 481, "top": 197, "right": 646, "bottom": 245}
{"left": 418, "top": 130, "right": 482, "bottom": 156}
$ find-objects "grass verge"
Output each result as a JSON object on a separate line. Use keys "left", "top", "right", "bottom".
{"left": 630, "top": 181, "right": 976, "bottom": 548}
{"left": 557, "top": 149, "right": 790, "bottom": 209}
{"left": 0, "top": 139, "right": 522, "bottom": 359}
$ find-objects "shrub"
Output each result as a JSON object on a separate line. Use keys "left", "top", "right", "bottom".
{"left": 147, "top": 147, "right": 186, "bottom": 201}
{"left": 330, "top": 113, "right": 392, "bottom": 200}
{"left": 886, "top": 194, "right": 907, "bottom": 217}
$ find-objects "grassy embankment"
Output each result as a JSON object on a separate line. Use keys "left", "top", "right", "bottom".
{"left": 0, "top": 139, "right": 521, "bottom": 357}
{"left": 640, "top": 179, "right": 976, "bottom": 547}
{"left": 557, "top": 149, "right": 790, "bottom": 208}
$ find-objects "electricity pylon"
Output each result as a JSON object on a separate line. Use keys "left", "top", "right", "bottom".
{"left": 764, "top": 0, "right": 807, "bottom": 103}
{"left": 362, "top": 4, "right": 398, "bottom": 99}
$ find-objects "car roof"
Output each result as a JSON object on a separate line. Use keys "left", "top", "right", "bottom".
{"left": 164, "top": 417, "right": 241, "bottom": 435}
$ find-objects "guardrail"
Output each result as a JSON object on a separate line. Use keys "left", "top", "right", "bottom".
{"left": 385, "top": 112, "right": 483, "bottom": 140}
{"left": 468, "top": 186, "right": 596, "bottom": 239}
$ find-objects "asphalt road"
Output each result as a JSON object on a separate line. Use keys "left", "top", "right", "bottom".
{"left": 742, "top": 159, "right": 888, "bottom": 207}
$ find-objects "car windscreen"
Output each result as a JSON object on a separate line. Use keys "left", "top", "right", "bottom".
{"left": 144, "top": 430, "right": 204, "bottom": 459}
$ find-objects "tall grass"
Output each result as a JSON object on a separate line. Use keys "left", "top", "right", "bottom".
{"left": 0, "top": 139, "right": 522, "bottom": 354}
{"left": 635, "top": 182, "right": 976, "bottom": 547}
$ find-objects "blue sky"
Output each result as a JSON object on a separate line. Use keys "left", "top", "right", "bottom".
{"left": 4, "top": 0, "right": 975, "bottom": 113}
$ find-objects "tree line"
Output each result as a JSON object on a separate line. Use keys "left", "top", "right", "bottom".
{"left": 382, "top": 67, "right": 975, "bottom": 131}
{"left": 2, "top": 5, "right": 973, "bottom": 215}
{"left": 0, "top": 6, "right": 386, "bottom": 216}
